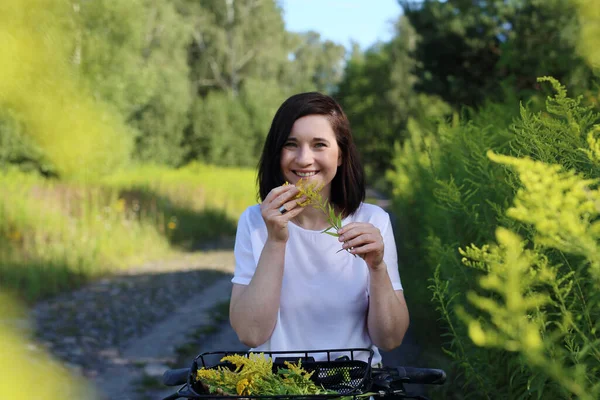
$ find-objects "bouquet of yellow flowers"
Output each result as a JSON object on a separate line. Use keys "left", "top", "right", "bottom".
{"left": 195, "top": 353, "right": 333, "bottom": 396}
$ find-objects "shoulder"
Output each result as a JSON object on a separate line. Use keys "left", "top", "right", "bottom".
{"left": 238, "top": 204, "right": 265, "bottom": 229}
{"left": 350, "top": 203, "right": 391, "bottom": 228}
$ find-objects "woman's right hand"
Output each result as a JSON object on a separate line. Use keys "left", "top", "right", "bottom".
{"left": 261, "top": 184, "right": 306, "bottom": 243}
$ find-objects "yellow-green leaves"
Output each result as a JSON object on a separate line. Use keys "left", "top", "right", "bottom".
{"left": 455, "top": 148, "right": 600, "bottom": 399}
{"left": 488, "top": 151, "right": 600, "bottom": 282}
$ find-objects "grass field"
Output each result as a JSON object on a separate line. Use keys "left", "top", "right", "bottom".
{"left": 0, "top": 162, "right": 257, "bottom": 303}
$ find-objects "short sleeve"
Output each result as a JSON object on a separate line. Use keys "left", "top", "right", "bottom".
{"left": 381, "top": 213, "right": 403, "bottom": 291}
{"left": 231, "top": 208, "right": 258, "bottom": 285}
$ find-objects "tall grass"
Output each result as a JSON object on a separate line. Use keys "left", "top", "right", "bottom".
{"left": 0, "top": 162, "right": 257, "bottom": 303}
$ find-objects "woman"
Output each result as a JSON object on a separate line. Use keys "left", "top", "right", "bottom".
{"left": 229, "top": 92, "right": 409, "bottom": 366}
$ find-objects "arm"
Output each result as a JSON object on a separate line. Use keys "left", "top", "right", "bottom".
{"left": 367, "top": 268, "right": 409, "bottom": 351}
{"left": 229, "top": 185, "right": 306, "bottom": 348}
{"left": 338, "top": 217, "right": 409, "bottom": 351}
{"left": 230, "top": 239, "right": 286, "bottom": 348}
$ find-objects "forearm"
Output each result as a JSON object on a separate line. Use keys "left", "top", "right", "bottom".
{"left": 230, "top": 240, "right": 286, "bottom": 347}
{"left": 367, "top": 264, "right": 410, "bottom": 351}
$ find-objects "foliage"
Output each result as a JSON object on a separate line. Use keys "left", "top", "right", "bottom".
{"left": 0, "top": 294, "right": 95, "bottom": 399}
{"left": 0, "top": 163, "right": 255, "bottom": 302}
{"left": 187, "top": 91, "right": 251, "bottom": 166}
{"left": 576, "top": 0, "right": 600, "bottom": 72}
{"left": 195, "top": 353, "right": 332, "bottom": 396}
{"left": 400, "top": 0, "right": 596, "bottom": 107}
{"left": 76, "top": 0, "right": 193, "bottom": 166}
{"left": 388, "top": 77, "right": 600, "bottom": 397}
{"left": 457, "top": 152, "right": 600, "bottom": 399}
{"left": 284, "top": 31, "right": 347, "bottom": 94}
{"left": 0, "top": 109, "right": 53, "bottom": 176}
{"left": 336, "top": 16, "right": 451, "bottom": 183}
{"left": 0, "top": 0, "right": 134, "bottom": 179}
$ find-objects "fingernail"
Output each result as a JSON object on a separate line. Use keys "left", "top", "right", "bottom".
{"left": 339, "top": 235, "right": 344, "bottom": 241}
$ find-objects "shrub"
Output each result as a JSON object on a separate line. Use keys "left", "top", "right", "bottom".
{"left": 388, "top": 78, "right": 600, "bottom": 398}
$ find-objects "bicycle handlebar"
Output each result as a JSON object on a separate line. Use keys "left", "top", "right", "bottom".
{"left": 394, "top": 367, "right": 446, "bottom": 385}
{"left": 163, "top": 368, "right": 190, "bottom": 386}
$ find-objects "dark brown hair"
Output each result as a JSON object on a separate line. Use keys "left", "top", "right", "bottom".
{"left": 257, "top": 92, "right": 365, "bottom": 217}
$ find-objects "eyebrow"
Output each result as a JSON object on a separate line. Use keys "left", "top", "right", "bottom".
{"left": 285, "top": 137, "right": 331, "bottom": 143}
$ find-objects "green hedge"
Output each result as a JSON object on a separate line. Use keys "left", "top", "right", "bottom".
{"left": 388, "top": 78, "right": 600, "bottom": 398}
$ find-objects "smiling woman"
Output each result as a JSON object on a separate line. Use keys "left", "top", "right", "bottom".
{"left": 280, "top": 115, "right": 342, "bottom": 202}
{"left": 228, "top": 92, "right": 410, "bottom": 366}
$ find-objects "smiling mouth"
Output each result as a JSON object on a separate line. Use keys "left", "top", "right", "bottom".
{"left": 294, "top": 171, "right": 318, "bottom": 177}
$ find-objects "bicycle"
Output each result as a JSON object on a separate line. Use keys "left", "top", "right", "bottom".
{"left": 161, "top": 348, "right": 446, "bottom": 400}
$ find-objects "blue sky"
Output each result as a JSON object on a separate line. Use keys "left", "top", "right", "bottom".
{"left": 280, "top": 0, "right": 402, "bottom": 50}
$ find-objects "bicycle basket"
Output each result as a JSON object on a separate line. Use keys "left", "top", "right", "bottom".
{"left": 183, "top": 348, "right": 374, "bottom": 399}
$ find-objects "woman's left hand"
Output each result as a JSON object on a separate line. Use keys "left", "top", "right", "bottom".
{"left": 337, "top": 222, "right": 385, "bottom": 271}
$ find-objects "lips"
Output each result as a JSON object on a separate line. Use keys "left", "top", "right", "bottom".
{"left": 294, "top": 171, "right": 318, "bottom": 177}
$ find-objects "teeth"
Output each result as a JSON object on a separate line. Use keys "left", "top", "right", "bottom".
{"left": 296, "top": 171, "right": 317, "bottom": 177}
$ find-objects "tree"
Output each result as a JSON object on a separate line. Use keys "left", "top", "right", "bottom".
{"left": 400, "top": 0, "right": 596, "bottom": 108}
{"left": 283, "top": 31, "right": 346, "bottom": 93}
{"left": 0, "top": 0, "right": 134, "bottom": 179}
{"left": 336, "top": 17, "right": 450, "bottom": 182}
{"left": 77, "top": 0, "right": 193, "bottom": 166}
{"left": 180, "top": 0, "right": 289, "bottom": 97}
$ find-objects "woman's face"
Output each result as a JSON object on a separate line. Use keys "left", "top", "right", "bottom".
{"left": 280, "top": 115, "right": 342, "bottom": 199}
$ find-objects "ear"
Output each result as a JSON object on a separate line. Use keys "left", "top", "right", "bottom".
{"left": 337, "top": 154, "right": 342, "bottom": 167}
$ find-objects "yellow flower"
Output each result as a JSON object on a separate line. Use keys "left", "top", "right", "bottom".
{"left": 196, "top": 368, "right": 220, "bottom": 381}
{"left": 167, "top": 221, "right": 177, "bottom": 230}
{"left": 293, "top": 178, "right": 325, "bottom": 207}
{"left": 236, "top": 378, "right": 251, "bottom": 395}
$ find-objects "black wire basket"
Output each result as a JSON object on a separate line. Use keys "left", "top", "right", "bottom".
{"left": 177, "top": 348, "right": 374, "bottom": 399}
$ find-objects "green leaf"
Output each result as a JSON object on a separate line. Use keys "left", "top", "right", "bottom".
{"left": 323, "top": 231, "right": 340, "bottom": 237}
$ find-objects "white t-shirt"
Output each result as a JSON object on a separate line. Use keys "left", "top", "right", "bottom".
{"left": 232, "top": 202, "right": 403, "bottom": 366}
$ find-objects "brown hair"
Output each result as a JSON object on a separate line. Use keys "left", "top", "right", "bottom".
{"left": 257, "top": 92, "right": 365, "bottom": 217}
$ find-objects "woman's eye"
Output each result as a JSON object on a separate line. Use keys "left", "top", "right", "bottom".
{"left": 283, "top": 142, "right": 297, "bottom": 148}
{"left": 314, "top": 143, "right": 326, "bottom": 148}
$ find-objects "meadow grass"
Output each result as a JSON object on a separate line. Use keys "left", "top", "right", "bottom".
{"left": 0, "top": 163, "right": 257, "bottom": 303}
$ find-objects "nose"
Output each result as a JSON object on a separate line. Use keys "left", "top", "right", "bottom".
{"left": 295, "top": 145, "right": 314, "bottom": 166}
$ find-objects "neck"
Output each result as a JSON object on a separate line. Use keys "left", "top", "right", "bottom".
{"left": 292, "top": 206, "right": 331, "bottom": 231}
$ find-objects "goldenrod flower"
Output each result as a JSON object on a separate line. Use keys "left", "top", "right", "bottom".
{"left": 236, "top": 378, "right": 251, "bottom": 395}
{"left": 286, "top": 179, "right": 348, "bottom": 253}
{"left": 196, "top": 369, "right": 220, "bottom": 381}
{"left": 195, "top": 352, "right": 331, "bottom": 396}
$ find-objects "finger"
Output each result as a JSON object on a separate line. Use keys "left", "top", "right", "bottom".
{"left": 348, "top": 242, "right": 379, "bottom": 255}
{"left": 270, "top": 186, "right": 301, "bottom": 209}
{"left": 263, "top": 185, "right": 298, "bottom": 206}
{"left": 289, "top": 195, "right": 308, "bottom": 209}
{"left": 277, "top": 202, "right": 305, "bottom": 220}
{"left": 348, "top": 243, "right": 383, "bottom": 258}
{"left": 338, "top": 224, "right": 375, "bottom": 242}
{"left": 342, "top": 233, "right": 375, "bottom": 250}
{"left": 268, "top": 196, "right": 306, "bottom": 217}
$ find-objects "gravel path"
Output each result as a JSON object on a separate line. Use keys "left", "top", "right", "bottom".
{"left": 29, "top": 248, "right": 242, "bottom": 399}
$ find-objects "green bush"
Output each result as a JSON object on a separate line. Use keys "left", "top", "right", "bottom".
{"left": 388, "top": 78, "right": 600, "bottom": 398}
